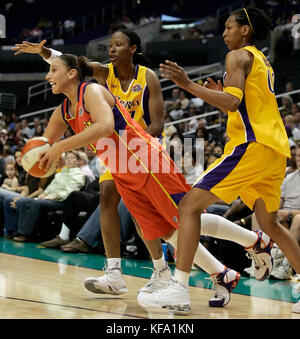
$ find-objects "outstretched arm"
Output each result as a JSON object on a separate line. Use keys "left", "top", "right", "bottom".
{"left": 159, "top": 50, "right": 250, "bottom": 113}
{"left": 12, "top": 40, "right": 52, "bottom": 59}
{"left": 13, "top": 40, "right": 108, "bottom": 83}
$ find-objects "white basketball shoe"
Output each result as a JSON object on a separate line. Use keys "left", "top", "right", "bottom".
{"left": 245, "top": 230, "right": 273, "bottom": 281}
{"left": 84, "top": 265, "right": 128, "bottom": 295}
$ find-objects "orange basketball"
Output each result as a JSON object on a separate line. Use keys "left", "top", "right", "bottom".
{"left": 21, "top": 137, "right": 57, "bottom": 178}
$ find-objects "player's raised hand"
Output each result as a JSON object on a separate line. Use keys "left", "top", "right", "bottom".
{"left": 203, "top": 77, "right": 223, "bottom": 91}
{"left": 12, "top": 39, "right": 47, "bottom": 55}
{"left": 159, "top": 60, "right": 192, "bottom": 89}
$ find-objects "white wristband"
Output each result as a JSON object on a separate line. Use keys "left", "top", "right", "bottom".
{"left": 43, "top": 48, "right": 62, "bottom": 64}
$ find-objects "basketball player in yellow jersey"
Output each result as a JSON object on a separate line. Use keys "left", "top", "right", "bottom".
{"left": 138, "top": 6, "right": 300, "bottom": 312}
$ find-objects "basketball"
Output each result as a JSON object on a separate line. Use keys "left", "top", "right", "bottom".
{"left": 21, "top": 137, "right": 57, "bottom": 178}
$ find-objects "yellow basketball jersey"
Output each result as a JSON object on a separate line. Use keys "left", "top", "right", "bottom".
{"left": 224, "top": 45, "right": 290, "bottom": 158}
{"left": 105, "top": 63, "right": 150, "bottom": 130}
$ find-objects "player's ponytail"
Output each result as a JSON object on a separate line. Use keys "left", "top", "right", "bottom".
{"left": 232, "top": 6, "right": 272, "bottom": 42}
{"left": 77, "top": 55, "right": 94, "bottom": 79}
{"left": 59, "top": 54, "right": 93, "bottom": 81}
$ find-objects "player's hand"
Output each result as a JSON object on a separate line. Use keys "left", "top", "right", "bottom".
{"left": 12, "top": 39, "right": 47, "bottom": 55}
{"left": 159, "top": 60, "right": 192, "bottom": 89}
{"left": 38, "top": 143, "right": 62, "bottom": 172}
{"left": 203, "top": 77, "right": 223, "bottom": 91}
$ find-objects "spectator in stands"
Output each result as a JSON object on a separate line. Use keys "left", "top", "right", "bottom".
{"left": 3, "top": 174, "right": 51, "bottom": 238}
{"left": 12, "top": 151, "right": 85, "bottom": 242}
{"left": 40, "top": 178, "right": 135, "bottom": 255}
{"left": 61, "top": 199, "right": 135, "bottom": 254}
{"left": 179, "top": 90, "right": 190, "bottom": 110}
{"left": 292, "top": 102, "right": 300, "bottom": 115}
{"left": 14, "top": 149, "right": 26, "bottom": 188}
{"left": 206, "top": 153, "right": 217, "bottom": 167}
{"left": 30, "top": 117, "right": 41, "bottom": 135}
{"left": 0, "top": 129, "right": 8, "bottom": 145}
{"left": 40, "top": 177, "right": 100, "bottom": 250}
{"left": 164, "top": 88, "right": 180, "bottom": 111}
{"left": 20, "top": 119, "right": 32, "bottom": 138}
{"left": 286, "top": 145, "right": 297, "bottom": 175}
{"left": 164, "top": 115, "right": 178, "bottom": 141}
{"left": 1, "top": 160, "right": 18, "bottom": 191}
{"left": 284, "top": 114, "right": 300, "bottom": 140}
{"left": 213, "top": 144, "right": 223, "bottom": 158}
{"left": 277, "top": 146, "right": 300, "bottom": 228}
{"left": 0, "top": 149, "right": 26, "bottom": 236}
{"left": 77, "top": 150, "right": 95, "bottom": 181}
{"left": 33, "top": 124, "right": 44, "bottom": 137}
{"left": 182, "top": 148, "right": 203, "bottom": 185}
{"left": 285, "top": 81, "right": 300, "bottom": 104}
{"left": 84, "top": 146, "right": 102, "bottom": 178}
{"left": 280, "top": 95, "right": 294, "bottom": 116}
{"left": 168, "top": 100, "right": 184, "bottom": 120}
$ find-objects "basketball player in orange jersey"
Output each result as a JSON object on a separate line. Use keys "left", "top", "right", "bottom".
{"left": 138, "top": 6, "right": 300, "bottom": 314}
{"left": 13, "top": 30, "right": 168, "bottom": 293}
{"left": 36, "top": 53, "right": 274, "bottom": 311}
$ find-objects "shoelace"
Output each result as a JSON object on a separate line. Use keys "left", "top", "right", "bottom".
{"left": 245, "top": 249, "right": 260, "bottom": 268}
{"left": 205, "top": 274, "right": 225, "bottom": 299}
{"left": 141, "top": 265, "right": 170, "bottom": 289}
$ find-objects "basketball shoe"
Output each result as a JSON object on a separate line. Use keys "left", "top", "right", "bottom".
{"left": 245, "top": 230, "right": 273, "bottom": 281}
{"left": 137, "top": 276, "right": 191, "bottom": 314}
{"left": 84, "top": 265, "right": 128, "bottom": 295}
{"left": 208, "top": 267, "right": 241, "bottom": 307}
{"left": 138, "top": 263, "right": 172, "bottom": 294}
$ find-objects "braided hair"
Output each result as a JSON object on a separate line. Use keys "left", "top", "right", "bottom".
{"left": 232, "top": 6, "right": 272, "bottom": 42}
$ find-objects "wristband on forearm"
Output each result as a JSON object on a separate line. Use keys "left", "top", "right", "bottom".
{"left": 43, "top": 48, "right": 63, "bottom": 64}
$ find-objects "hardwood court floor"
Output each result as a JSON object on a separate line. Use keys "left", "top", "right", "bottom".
{"left": 0, "top": 237, "right": 299, "bottom": 319}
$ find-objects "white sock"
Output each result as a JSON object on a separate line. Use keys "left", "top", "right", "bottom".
{"left": 167, "top": 230, "right": 224, "bottom": 275}
{"left": 153, "top": 254, "right": 166, "bottom": 271}
{"left": 59, "top": 224, "right": 70, "bottom": 241}
{"left": 201, "top": 213, "right": 258, "bottom": 248}
{"left": 174, "top": 269, "right": 189, "bottom": 286}
{"left": 107, "top": 258, "right": 122, "bottom": 271}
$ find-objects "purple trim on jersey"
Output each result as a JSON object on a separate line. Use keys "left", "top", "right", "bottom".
{"left": 134, "top": 64, "right": 139, "bottom": 79}
{"left": 113, "top": 66, "right": 118, "bottom": 78}
{"left": 142, "top": 84, "right": 150, "bottom": 126}
{"left": 238, "top": 97, "right": 256, "bottom": 142}
{"left": 61, "top": 99, "right": 72, "bottom": 130}
{"left": 81, "top": 82, "right": 91, "bottom": 114}
{"left": 112, "top": 105, "right": 127, "bottom": 134}
{"left": 76, "top": 81, "right": 83, "bottom": 101}
{"left": 170, "top": 192, "right": 186, "bottom": 206}
{"left": 194, "top": 143, "right": 249, "bottom": 191}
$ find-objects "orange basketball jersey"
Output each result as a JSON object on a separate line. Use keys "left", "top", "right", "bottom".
{"left": 61, "top": 81, "right": 190, "bottom": 194}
